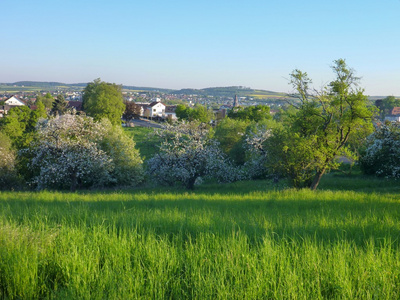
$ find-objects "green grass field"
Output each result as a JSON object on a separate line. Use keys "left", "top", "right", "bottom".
{"left": 1, "top": 174, "right": 400, "bottom": 299}
{"left": 124, "top": 126, "right": 161, "bottom": 161}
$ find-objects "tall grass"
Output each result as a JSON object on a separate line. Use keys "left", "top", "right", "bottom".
{"left": 1, "top": 176, "right": 400, "bottom": 299}
{"left": 124, "top": 127, "right": 160, "bottom": 161}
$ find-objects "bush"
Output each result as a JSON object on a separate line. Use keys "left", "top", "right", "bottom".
{"left": 147, "top": 122, "right": 242, "bottom": 189}
{"left": 26, "top": 114, "right": 143, "bottom": 191}
{"left": 360, "top": 123, "right": 400, "bottom": 178}
{"left": 0, "top": 132, "right": 21, "bottom": 190}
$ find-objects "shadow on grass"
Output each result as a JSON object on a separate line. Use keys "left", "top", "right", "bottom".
{"left": 2, "top": 185, "right": 400, "bottom": 248}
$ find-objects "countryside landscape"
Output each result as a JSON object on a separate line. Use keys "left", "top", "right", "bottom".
{"left": 2, "top": 0, "right": 400, "bottom": 299}
{"left": 1, "top": 59, "right": 400, "bottom": 299}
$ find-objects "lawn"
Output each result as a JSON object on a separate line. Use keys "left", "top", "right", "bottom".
{"left": 0, "top": 175, "right": 399, "bottom": 299}
{"left": 124, "top": 126, "right": 161, "bottom": 161}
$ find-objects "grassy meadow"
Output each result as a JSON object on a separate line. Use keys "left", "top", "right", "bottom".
{"left": 124, "top": 127, "right": 161, "bottom": 161}
{"left": 1, "top": 174, "right": 400, "bottom": 299}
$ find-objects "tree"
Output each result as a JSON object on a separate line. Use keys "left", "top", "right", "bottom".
{"left": 51, "top": 94, "right": 68, "bottom": 116}
{"left": 147, "top": 122, "right": 240, "bottom": 189}
{"left": 27, "top": 114, "right": 143, "bottom": 191}
{"left": 175, "top": 104, "right": 189, "bottom": 120}
{"left": 228, "top": 105, "right": 271, "bottom": 122}
{"left": 175, "top": 104, "right": 213, "bottom": 123}
{"left": 266, "top": 59, "right": 374, "bottom": 190}
{"left": 82, "top": 78, "right": 126, "bottom": 125}
{"left": 123, "top": 101, "right": 142, "bottom": 124}
{"left": 0, "top": 132, "right": 20, "bottom": 189}
{"left": 0, "top": 105, "right": 41, "bottom": 149}
{"left": 99, "top": 124, "right": 144, "bottom": 186}
{"left": 214, "top": 118, "right": 249, "bottom": 165}
{"left": 37, "top": 92, "right": 54, "bottom": 109}
{"left": 360, "top": 122, "right": 400, "bottom": 178}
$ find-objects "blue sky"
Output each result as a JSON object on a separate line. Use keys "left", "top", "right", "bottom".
{"left": 1, "top": 0, "right": 400, "bottom": 95}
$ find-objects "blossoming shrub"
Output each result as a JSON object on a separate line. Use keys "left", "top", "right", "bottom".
{"left": 241, "top": 122, "right": 272, "bottom": 179}
{"left": 100, "top": 124, "right": 144, "bottom": 186}
{"left": 360, "top": 123, "right": 400, "bottom": 178}
{"left": 0, "top": 132, "right": 20, "bottom": 189}
{"left": 147, "top": 122, "right": 242, "bottom": 189}
{"left": 27, "top": 114, "right": 143, "bottom": 190}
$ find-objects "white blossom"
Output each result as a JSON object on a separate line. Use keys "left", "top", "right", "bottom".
{"left": 147, "top": 122, "right": 242, "bottom": 189}
{"left": 26, "top": 114, "right": 143, "bottom": 190}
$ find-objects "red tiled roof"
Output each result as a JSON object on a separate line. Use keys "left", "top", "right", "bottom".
{"left": 67, "top": 101, "right": 83, "bottom": 111}
{"left": 391, "top": 107, "right": 400, "bottom": 115}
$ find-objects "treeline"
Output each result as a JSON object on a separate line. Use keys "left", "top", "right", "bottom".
{"left": 1, "top": 60, "right": 398, "bottom": 192}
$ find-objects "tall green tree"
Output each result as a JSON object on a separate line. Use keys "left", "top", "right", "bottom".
{"left": 268, "top": 59, "right": 374, "bottom": 190}
{"left": 82, "top": 78, "right": 125, "bottom": 125}
{"left": 37, "top": 92, "right": 54, "bottom": 109}
{"left": 228, "top": 105, "right": 271, "bottom": 122}
{"left": 214, "top": 118, "right": 249, "bottom": 164}
{"left": 51, "top": 94, "right": 68, "bottom": 116}
{"left": 175, "top": 104, "right": 213, "bottom": 123}
{"left": 0, "top": 102, "right": 47, "bottom": 150}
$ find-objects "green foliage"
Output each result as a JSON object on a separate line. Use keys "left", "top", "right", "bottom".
{"left": 82, "top": 78, "right": 126, "bottom": 125}
{"left": 269, "top": 59, "right": 374, "bottom": 190}
{"left": 26, "top": 114, "right": 143, "bottom": 191}
{"left": 175, "top": 104, "right": 213, "bottom": 123}
{"left": 228, "top": 105, "right": 271, "bottom": 122}
{"left": 360, "top": 122, "right": 400, "bottom": 177}
{"left": 0, "top": 132, "right": 21, "bottom": 189}
{"left": 37, "top": 92, "right": 54, "bottom": 109}
{"left": 51, "top": 94, "right": 68, "bottom": 116}
{"left": 214, "top": 118, "right": 249, "bottom": 164}
{"left": 0, "top": 105, "right": 43, "bottom": 149}
{"left": 100, "top": 124, "right": 144, "bottom": 186}
{"left": 124, "top": 127, "right": 161, "bottom": 161}
{"left": 0, "top": 178, "right": 400, "bottom": 298}
{"left": 376, "top": 96, "right": 400, "bottom": 118}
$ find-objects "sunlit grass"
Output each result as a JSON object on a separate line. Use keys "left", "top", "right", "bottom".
{"left": 1, "top": 176, "right": 400, "bottom": 299}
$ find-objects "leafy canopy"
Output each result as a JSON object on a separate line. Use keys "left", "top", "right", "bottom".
{"left": 82, "top": 78, "right": 125, "bottom": 125}
{"left": 266, "top": 59, "right": 374, "bottom": 189}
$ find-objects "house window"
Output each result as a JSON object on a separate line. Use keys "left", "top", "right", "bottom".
{"left": 153, "top": 109, "right": 156, "bottom": 112}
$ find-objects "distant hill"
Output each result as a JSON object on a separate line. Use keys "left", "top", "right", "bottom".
{"left": 0, "top": 82, "right": 394, "bottom": 101}
{"left": 1, "top": 82, "right": 289, "bottom": 99}
{"left": 171, "top": 86, "right": 290, "bottom": 99}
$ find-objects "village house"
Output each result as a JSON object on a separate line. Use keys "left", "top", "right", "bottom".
{"left": 165, "top": 105, "right": 177, "bottom": 121}
{"left": 147, "top": 101, "right": 166, "bottom": 118}
{"left": 5, "top": 95, "right": 25, "bottom": 106}
{"left": 135, "top": 100, "right": 166, "bottom": 119}
{"left": 384, "top": 107, "right": 400, "bottom": 122}
{"left": 0, "top": 95, "right": 26, "bottom": 118}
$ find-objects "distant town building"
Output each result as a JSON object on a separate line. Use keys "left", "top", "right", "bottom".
{"left": 0, "top": 95, "right": 26, "bottom": 118}
{"left": 165, "top": 105, "right": 177, "bottom": 120}
{"left": 391, "top": 107, "right": 400, "bottom": 115}
{"left": 233, "top": 94, "right": 240, "bottom": 107}
{"left": 67, "top": 101, "right": 83, "bottom": 111}
{"left": 5, "top": 95, "right": 25, "bottom": 106}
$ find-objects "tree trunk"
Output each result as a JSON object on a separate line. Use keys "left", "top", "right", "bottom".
{"left": 186, "top": 177, "right": 197, "bottom": 190}
{"left": 70, "top": 170, "right": 77, "bottom": 192}
{"left": 310, "top": 168, "right": 326, "bottom": 191}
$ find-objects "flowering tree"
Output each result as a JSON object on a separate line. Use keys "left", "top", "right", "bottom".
{"left": 242, "top": 122, "right": 272, "bottom": 179}
{"left": 360, "top": 123, "right": 400, "bottom": 178}
{"left": 147, "top": 122, "right": 240, "bottom": 189}
{"left": 0, "top": 132, "right": 19, "bottom": 189}
{"left": 27, "top": 114, "right": 143, "bottom": 191}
